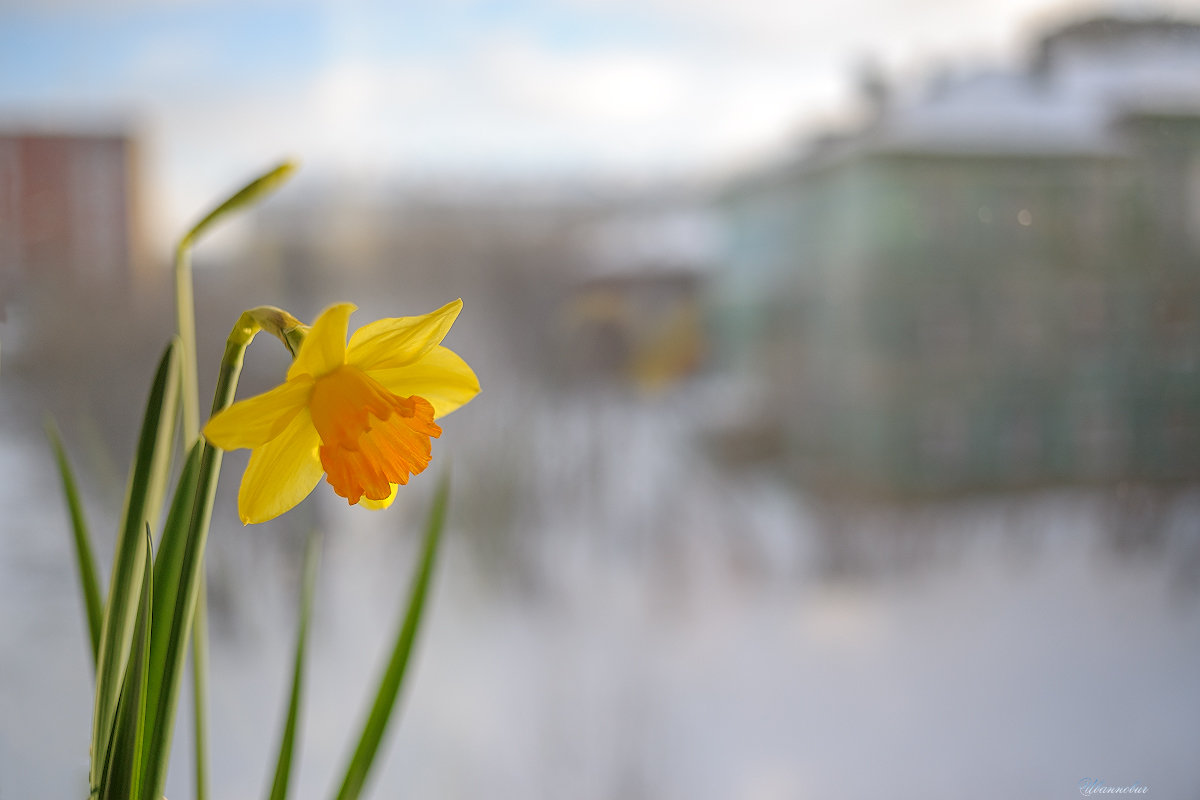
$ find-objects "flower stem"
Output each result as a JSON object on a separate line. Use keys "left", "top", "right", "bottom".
{"left": 174, "top": 237, "right": 210, "bottom": 800}
{"left": 174, "top": 242, "right": 201, "bottom": 442}
{"left": 142, "top": 312, "right": 270, "bottom": 800}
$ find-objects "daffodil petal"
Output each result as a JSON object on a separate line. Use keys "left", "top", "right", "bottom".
{"left": 237, "top": 409, "right": 324, "bottom": 524}
{"left": 288, "top": 303, "right": 355, "bottom": 381}
{"left": 364, "top": 346, "right": 480, "bottom": 419}
{"left": 346, "top": 299, "right": 462, "bottom": 372}
{"left": 203, "top": 378, "right": 311, "bottom": 450}
{"left": 359, "top": 483, "right": 399, "bottom": 511}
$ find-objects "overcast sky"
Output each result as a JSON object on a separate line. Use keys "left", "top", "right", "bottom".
{"left": 1, "top": 0, "right": 1196, "bottom": 235}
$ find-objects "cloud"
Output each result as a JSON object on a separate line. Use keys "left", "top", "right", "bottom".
{"left": 566, "top": 0, "right": 1189, "bottom": 70}
{"left": 42, "top": 0, "right": 1175, "bottom": 240}
{"left": 479, "top": 37, "right": 691, "bottom": 124}
{"left": 124, "top": 21, "right": 854, "bottom": 238}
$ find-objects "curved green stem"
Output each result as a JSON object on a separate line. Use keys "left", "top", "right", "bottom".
{"left": 174, "top": 239, "right": 209, "bottom": 800}
{"left": 174, "top": 243, "right": 200, "bottom": 444}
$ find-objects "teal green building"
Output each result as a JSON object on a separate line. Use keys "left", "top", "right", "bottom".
{"left": 718, "top": 17, "right": 1200, "bottom": 493}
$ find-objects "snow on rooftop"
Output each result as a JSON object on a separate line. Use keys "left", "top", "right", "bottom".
{"left": 875, "top": 68, "right": 1114, "bottom": 156}
{"left": 1049, "top": 22, "right": 1200, "bottom": 113}
{"left": 852, "top": 16, "right": 1200, "bottom": 157}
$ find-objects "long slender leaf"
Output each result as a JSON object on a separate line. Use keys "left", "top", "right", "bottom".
{"left": 147, "top": 442, "right": 202, "bottom": 684}
{"left": 333, "top": 474, "right": 450, "bottom": 800}
{"left": 175, "top": 160, "right": 296, "bottom": 800}
{"left": 192, "top": 581, "right": 211, "bottom": 800}
{"left": 145, "top": 364, "right": 181, "bottom": 543}
{"left": 179, "top": 161, "right": 297, "bottom": 251}
{"left": 135, "top": 439, "right": 201, "bottom": 798}
{"left": 140, "top": 437, "right": 227, "bottom": 800}
{"left": 90, "top": 340, "right": 180, "bottom": 793}
{"left": 45, "top": 416, "right": 103, "bottom": 666}
{"left": 101, "top": 527, "right": 154, "bottom": 800}
{"left": 135, "top": 439, "right": 201, "bottom": 800}
{"left": 174, "top": 162, "right": 296, "bottom": 448}
{"left": 267, "top": 530, "right": 322, "bottom": 800}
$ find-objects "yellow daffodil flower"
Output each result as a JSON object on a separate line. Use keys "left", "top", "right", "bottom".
{"left": 203, "top": 299, "right": 479, "bottom": 524}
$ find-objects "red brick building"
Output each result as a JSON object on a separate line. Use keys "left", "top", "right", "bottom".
{"left": 0, "top": 132, "right": 141, "bottom": 306}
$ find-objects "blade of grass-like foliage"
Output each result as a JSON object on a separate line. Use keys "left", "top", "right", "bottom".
{"left": 333, "top": 473, "right": 450, "bottom": 800}
{"left": 145, "top": 377, "right": 180, "bottom": 544}
{"left": 174, "top": 160, "right": 297, "bottom": 441}
{"left": 179, "top": 160, "right": 298, "bottom": 252}
{"left": 45, "top": 416, "right": 103, "bottom": 666}
{"left": 89, "top": 340, "right": 180, "bottom": 794}
{"left": 100, "top": 526, "right": 154, "bottom": 800}
{"left": 135, "top": 439, "right": 201, "bottom": 798}
{"left": 140, "top": 438, "right": 223, "bottom": 800}
{"left": 175, "top": 161, "right": 296, "bottom": 800}
{"left": 193, "top": 581, "right": 211, "bottom": 800}
{"left": 267, "top": 530, "right": 322, "bottom": 800}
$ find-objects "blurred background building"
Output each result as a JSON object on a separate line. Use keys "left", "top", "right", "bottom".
{"left": 718, "top": 15, "right": 1200, "bottom": 494}
{"left": 0, "top": 131, "right": 143, "bottom": 305}
{"left": 0, "top": 128, "right": 161, "bottom": 437}
{"left": 0, "top": 131, "right": 142, "bottom": 311}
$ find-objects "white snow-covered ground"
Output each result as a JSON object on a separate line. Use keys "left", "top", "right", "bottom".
{"left": 3, "top": 385, "right": 1198, "bottom": 799}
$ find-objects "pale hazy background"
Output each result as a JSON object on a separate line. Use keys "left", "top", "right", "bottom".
{"left": 6, "top": 0, "right": 1197, "bottom": 241}
{"left": 3, "top": 1, "right": 1200, "bottom": 798}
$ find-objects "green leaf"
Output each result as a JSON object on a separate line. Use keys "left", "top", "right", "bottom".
{"left": 45, "top": 416, "right": 103, "bottom": 667}
{"left": 267, "top": 530, "right": 322, "bottom": 800}
{"left": 140, "top": 433, "right": 226, "bottom": 800}
{"left": 333, "top": 473, "right": 450, "bottom": 800}
{"left": 175, "top": 163, "right": 298, "bottom": 800}
{"left": 174, "top": 159, "right": 297, "bottom": 442}
{"left": 192, "top": 583, "right": 211, "bottom": 800}
{"left": 137, "top": 439, "right": 201, "bottom": 800}
{"left": 179, "top": 161, "right": 298, "bottom": 250}
{"left": 145, "top": 376, "right": 181, "bottom": 544}
{"left": 90, "top": 339, "right": 180, "bottom": 794}
{"left": 100, "top": 526, "right": 154, "bottom": 800}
